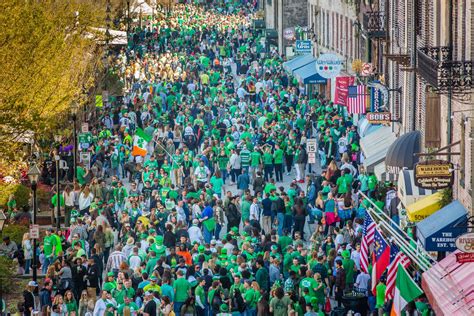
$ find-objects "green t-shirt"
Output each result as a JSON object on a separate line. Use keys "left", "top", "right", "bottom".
{"left": 76, "top": 166, "right": 86, "bottom": 185}
{"left": 299, "top": 277, "right": 317, "bottom": 297}
{"left": 117, "top": 302, "right": 139, "bottom": 315}
{"left": 375, "top": 283, "right": 387, "bottom": 308}
{"left": 52, "top": 234, "right": 62, "bottom": 256}
{"left": 244, "top": 288, "right": 256, "bottom": 307}
{"left": 173, "top": 278, "right": 191, "bottom": 303}
{"left": 269, "top": 295, "right": 292, "bottom": 316}
{"left": 250, "top": 151, "right": 262, "bottom": 167}
{"left": 342, "top": 259, "right": 355, "bottom": 285}
{"left": 273, "top": 149, "right": 284, "bottom": 164}
{"left": 210, "top": 176, "right": 224, "bottom": 195}
{"left": 43, "top": 235, "right": 54, "bottom": 256}
{"left": 195, "top": 285, "right": 205, "bottom": 307}
{"left": 263, "top": 152, "right": 273, "bottom": 165}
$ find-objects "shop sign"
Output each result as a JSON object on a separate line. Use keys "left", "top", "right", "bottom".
{"left": 456, "top": 232, "right": 474, "bottom": 253}
{"left": 316, "top": 53, "right": 343, "bottom": 79}
{"left": 295, "top": 40, "right": 312, "bottom": 54}
{"left": 422, "top": 230, "right": 459, "bottom": 251}
{"left": 366, "top": 112, "right": 391, "bottom": 124}
{"left": 283, "top": 28, "right": 295, "bottom": 40}
{"left": 456, "top": 252, "right": 474, "bottom": 263}
{"left": 414, "top": 160, "right": 453, "bottom": 189}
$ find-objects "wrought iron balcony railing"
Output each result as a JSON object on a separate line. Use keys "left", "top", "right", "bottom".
{"left": 417, "top": 46, "right": 473, "bottom": 92}
{"left": 363, "top": 11, "right": 386, "bottom": 38}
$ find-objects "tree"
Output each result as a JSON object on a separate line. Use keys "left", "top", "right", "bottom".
{"left": 0, "top": 0, "right": 112, "bottom": 176}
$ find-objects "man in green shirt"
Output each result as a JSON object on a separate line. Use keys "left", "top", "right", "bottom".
{"left": 173, "top": 270, "right": 191, "bottom": 313}
{"left": 42, "top": 229, "right": 55, "bottom": 274}
{"left": 117, "top": 296, "right": 139, "bottom": 315}
{"left": 249, "top": 148, "right": 262, "bottom": 179}
{"left": 273, "top": 144, "right": 284, "bottom": 182}
{"left": 255, "top": 259, "right": 269, "bottom": 291}
{"left": 194, "top": 278, "right": 206, "bottom": 314}
{"left": 375, "top": 278, "right": 387, "bottom": 314}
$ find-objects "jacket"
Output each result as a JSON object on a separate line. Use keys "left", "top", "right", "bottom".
{"left": 237, "top": 173, "right": 250, "bottom": 190}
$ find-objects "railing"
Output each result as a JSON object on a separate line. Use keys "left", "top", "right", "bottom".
{"left": 417, "top": 46, "right": 473, "bottom": 92}
{"left": 363, "top": 11, "right": 386, "bottom": 38}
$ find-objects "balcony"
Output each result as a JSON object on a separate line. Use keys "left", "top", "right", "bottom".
{"left": 363, "top": 11, "right": 386, "bottom": 38}
{"left": 417, "top": 46, "right": 473, "bottom": 92}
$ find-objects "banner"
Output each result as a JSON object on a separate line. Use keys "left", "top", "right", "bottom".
{"left": 334, "top": 76, "right": 354, "bottom": 106}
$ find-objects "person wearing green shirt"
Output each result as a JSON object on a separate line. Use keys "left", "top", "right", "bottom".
{"left": 263, "top": 147, "right": 274, "bottom": 182}
{"left": 173, "top": 270, "right": 191, "bottom": 311}
{"left": 117, "top": 296, "right": 139, "bottom": 315}
{"left": 42, "top": 229, "right": 55, "bottom": 274}
{"left": 210, "top": 171, "right": 224, "bottom": 198}
{"left": 342, "top": 250, "right": 356, "bottom": 287}
{"left": 269, "top": 287, "right": 292, "bottom": 316}
{"left": 375, "top": 278, "right": 387, "bottom": 314}
{"left": 368, "top": 173, "right": 378, "bottom": 197}
{"left": 255, "top": 259, "right": 269, "bottom": 291}
{"left": 273, "top": 144, "right": 284, "bottom": 182}
{"left": 64, "top": 291, "right": 78, "bottom": 315}
{"left": 195, "top": 278, "right": 206, "bottom": 313}
{"left": 76, "top": 164, "right": 87, "bottom": 186}
{"left": 243, "top": 280, "right": 257, "bottom": 313}
{"left": 299, "top": 270, "right": 318, "bottom": 297}
{"left": 51, "top": 231, "right": 62, "bottom": 256}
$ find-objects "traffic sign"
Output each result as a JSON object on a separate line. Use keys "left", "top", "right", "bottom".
{"left": 308, "top": 152, "right": 316, "bottom": 164}
{"left": 29, "top": 224, "right": 40, "bottom": 239}
{"left": 306, "top": 138, "right": 317, "bottom": 153}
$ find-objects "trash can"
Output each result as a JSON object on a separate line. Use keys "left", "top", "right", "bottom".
{"left": 342, "top": 290, "right": 368, "bottom": 315}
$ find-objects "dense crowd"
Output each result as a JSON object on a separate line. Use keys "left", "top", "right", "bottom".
{"left": 0, "top": 1, "right": 433, "bottom": 316}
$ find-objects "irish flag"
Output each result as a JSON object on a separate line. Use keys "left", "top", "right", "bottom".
{"left": 132, "top": 128, "right": 152, "bottom": 157}
{"left": 391, "top": 263, "right": 423, "bottom": 316}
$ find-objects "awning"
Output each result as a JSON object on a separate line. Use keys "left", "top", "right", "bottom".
{"left": 416, "top": 200, "right": 468, "bottom": 251}
{"left": 132, "top": 0, "right": 154, "bottom": 15}
{"left": 405, "top": 191, "right": 443, "bottom": 222}
{"left": 282, "top": 54, "right": 315, "bottom": 73}
{"left": 374, "top": 162, "right": 397, "bottom": 182}
{"left": 360, "top": 127, "right": 396, "bottom": 171}
{"left": 385, "top": 131, "right": 421, "bottom": 176}
{"left": 422, "top": 250, "right": 474, "bottom": 315}
{"left": 397, "top": 169, "right": 436, "bottom": 207}
{"left": 293, "top": 61, "right": 327, "bottom": 84}
{"left": 357, "top": 117, "right": 382, "bottom": 137}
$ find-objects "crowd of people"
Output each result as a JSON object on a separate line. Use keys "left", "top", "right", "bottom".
{"left": 0, "top": 1, "right": 433, "bottom": 316}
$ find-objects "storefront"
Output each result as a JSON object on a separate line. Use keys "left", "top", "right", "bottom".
{"left": 405, "top": 191, "right": 443, "bottom": 222}
{"left": 282, "top": 54, "right": 314, "bottom": 73}
{"left": 397, "top": 169, "right": 436, "bottom": 208}
{"left": 293, "top": 60, "right": 327, "bottom": 97}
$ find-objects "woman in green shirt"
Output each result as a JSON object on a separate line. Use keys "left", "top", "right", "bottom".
{"left": 64, "top": 290, "right": 78, "bottom": 316}
{"left": 210, "top": 170, "right": 224, "bottom": 198}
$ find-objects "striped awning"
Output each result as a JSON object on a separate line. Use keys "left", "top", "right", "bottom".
{"left": 397, "top": 169, "right": 436, "bottom": 207}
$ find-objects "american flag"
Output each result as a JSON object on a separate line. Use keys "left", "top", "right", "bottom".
{"left": 385, "top": 244, "right": 411, "bottom": 301}
{"left": 360, "top": 212, "right": 376, "bottom": 274}
{"left": 347, "top": 85, "right": 367, "bottom": 114}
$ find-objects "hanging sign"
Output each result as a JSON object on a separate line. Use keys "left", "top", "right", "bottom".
{"left": 334, "top": 76, "right": 354, "bottom": 106}
{"left": 295, "top": 40, "right": 312, "bottom": 54}
{"left": 456, "top": 232, "right": 474, "bottom": 253}
{"left": 316, "top": 53, "right": 343, "bottom": 79}
{"left": 414, "top": 160, "right": 454, "bottom": 189}
{"left": 456, "top": 252, "right": 474, "bottom": 263}
{"left": 366, "top": 112, "right": 392, "bottom": 124}
{"left": 283, "top": 28, "right": 295, "bottom": 40}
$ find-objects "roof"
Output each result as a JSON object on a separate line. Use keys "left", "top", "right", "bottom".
{"left": 406, "top": 191, "right": 443, "bottom": 222}
{"left": 360, "top": 127, "right": 396, "bottom": 171}
{"left": 282, "top": 54, "right": 315, "bottom": 73}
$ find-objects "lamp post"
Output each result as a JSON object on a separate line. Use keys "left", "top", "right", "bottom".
{"left": 0, "top": 210, "right": 5, "bottom": 315}
{"left": 27, "top": 164, "right": 41, "bottom": 283}
{"left": 71, "top": 103, "right": 78, "bottom": 182}
{"left": 53, "top": 135, "right": 61, "bottom": 231}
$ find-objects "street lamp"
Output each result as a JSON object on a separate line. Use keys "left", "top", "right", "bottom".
{"left": 71, "top": 102, "right": 79, "bottom": 182}
{"left": 0, "top": 210, "right": 5, "bottom": 314}
{"left": 27, "top": 164, "right": 41, "bottom": 283}
{"left": 53, "top": 136, "right": 61, "bottom": 231}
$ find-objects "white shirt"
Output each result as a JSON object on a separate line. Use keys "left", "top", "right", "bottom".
{"left": 351, "top": 250, "right": 361, "bottom": 270}
{"left": 78, "top": 192, "right": 94, "bottom": 211}
{"left": 249, "top": 203, "right": 260, "bottom": 221}
{"left": 128, "top": 254, "right": 142, "bottom": 270}
{"left": 355, "top": 272, "right": 371, "bottom": 291}
{"left": 188, "top": 226, "right": 204, "bottom": 244}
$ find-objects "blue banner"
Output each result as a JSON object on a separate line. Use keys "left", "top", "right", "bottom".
{"left": 295, "top": 40, "right": 312, "bottom": 54}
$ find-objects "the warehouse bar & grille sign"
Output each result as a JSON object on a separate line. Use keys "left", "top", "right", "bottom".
{"left": 414, "top": 160, "right": 453, "bottom": 189}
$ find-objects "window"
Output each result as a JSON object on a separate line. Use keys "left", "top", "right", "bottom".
{"left": 424, "top": 89, "right": 441, "bottom": 147}
{"left": 267, "top": 0, "right": 272, "bottom": 6}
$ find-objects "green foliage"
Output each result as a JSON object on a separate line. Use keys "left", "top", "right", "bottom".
{"left": 2, "top": 224, "right": 28, "bottom": 246}
{"left": 0, "top": 184, "right": 30, "bottom": 209}
{"left": 439, "top": 188, "right": 453, "bottom": 208}
{"left": 0, "top": 256, "right": 17, "bottom": 293}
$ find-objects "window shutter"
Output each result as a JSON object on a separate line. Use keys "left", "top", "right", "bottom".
{"left": 424, "top": 91, "right": 441, "bottom": 147}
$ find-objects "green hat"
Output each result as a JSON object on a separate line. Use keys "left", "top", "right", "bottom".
{"left": 245, "top": 236, "right": 251, "bottom": 242}
{"left": 251, "top": 237, "right": 258, "bottom": 244}
{"left": 342, "top": 250, "right": 350, "bottom": 259}
{"left": 322, "top": 186, "right": 331, "bottom": 194}
{"left": 140, "top": 233, "right": 148, "bottom": 239}
{"left": 220, "top": 248, "right": 228, "bottom": 258}
{"left": 150, "top": 276, "right": 157, "bottom": 281}
{"left": 154, "top": 235, "right": 163, "bottom": 245}
{"left": 220, "top": 304, "right": 229, "bottom": 312}
{"left": 103, "top": 283, "right": 115, "bottom": 292}
{"left": 108, "top": 199, "right": 115, "bottom": 204}
{"left": 198, "top": 245, "right": 205, "bottom": 253}
{"left": 231, "top": 227, "right": 239, "bottom": 233}
{"left": 271, "top": 245, "right": 278, "bottom": 251}
{"left": 107, "top": 272, "right": 114, "bottom": 277}
{"left": 71, "top": 209, "right": 79, "bottom": 217}
{"left": 310, "top": 297, "right": 318, "bottom": 306}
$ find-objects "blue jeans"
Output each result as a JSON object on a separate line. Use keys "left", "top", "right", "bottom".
{"left": 277, "top": 213, "right": 285, "bottom": 236}
{"left": 24, "top": 258, "right": 31, "bottom": 274}
{"left": 42, "top": 256, "right": 52, "bottom": 274}
{"left": 174, "top": 302, "right": 184, "bottom": 316}
{"left": 215, "top": 224, "right": 222, "bottom": 240}
{"left": 220, "top": 169, "right": 228, "bottom": 184}
{"left": 203, "top": 226, "right": 213, "bottom": 244}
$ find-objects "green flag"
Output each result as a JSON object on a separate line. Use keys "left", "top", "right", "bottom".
{"left": 391, "top": 263, "right": 423, "bottom": 316}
